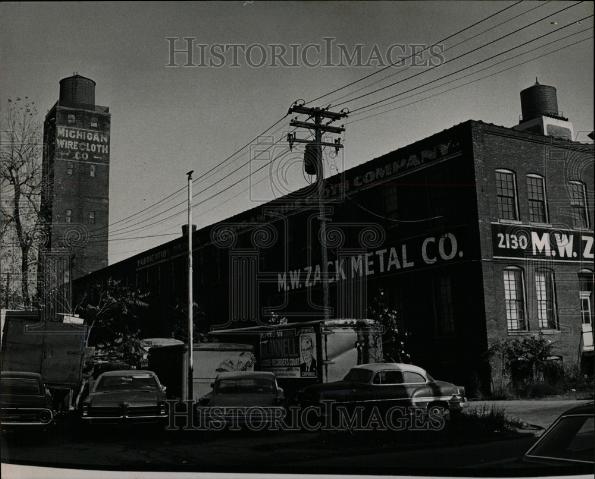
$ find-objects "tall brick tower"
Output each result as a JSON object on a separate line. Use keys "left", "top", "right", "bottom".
{"left": 41, "top": 74, "right": 110, "bottom": 283}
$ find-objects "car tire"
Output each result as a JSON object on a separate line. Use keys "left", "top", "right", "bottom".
{"left": 427, "top": 403, "right": 450, "bottom": 425}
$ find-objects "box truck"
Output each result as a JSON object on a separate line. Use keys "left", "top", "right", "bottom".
{"left": 209, "top": 319, "right": 383, "bottom": 399}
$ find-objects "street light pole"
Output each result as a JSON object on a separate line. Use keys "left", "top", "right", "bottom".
{"left": 186, "top": 170, "right": 194, "bottom": 402}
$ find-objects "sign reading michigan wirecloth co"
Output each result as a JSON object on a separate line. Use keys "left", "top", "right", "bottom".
{"left": 56, "top": 126, "right": 110, "bottom": 162}
{"left": 491, "top": 223, "right": 594, "bottom": 263}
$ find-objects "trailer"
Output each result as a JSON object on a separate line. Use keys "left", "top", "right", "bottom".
{"left": 144, "top": 338, "right": 256, "bottom": 401}
{"left": 209, "top": 319, "right": 383, "bottom": 399}
{"left": 0, "top": 310, "right": 90, "bottom": 412}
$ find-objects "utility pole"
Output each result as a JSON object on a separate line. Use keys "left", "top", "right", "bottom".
{"left": 5, "top": 273, "right": 9, "bottom": 309}
{"left": 186, "top": 170, "right": 194, "bottom": 402}
{"left": 287, "top": 102, "right": 348, "bottom": 322}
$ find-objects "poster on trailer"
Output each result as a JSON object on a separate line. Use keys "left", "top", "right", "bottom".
{"left": 259, "top": 327, "right": 318, "bottom": 378}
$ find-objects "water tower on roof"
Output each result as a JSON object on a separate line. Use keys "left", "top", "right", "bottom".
{"left": 40, "top": 74, "right": 111, "bottom": 283}
{"left": 515, "top": 78, "right": 573, "bottom": 140}
{"left": 59, "top": 73, "right": 96, "bottom": 109}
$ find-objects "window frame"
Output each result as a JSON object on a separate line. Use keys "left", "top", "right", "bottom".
{"left": 495, "top": 169, "right": 520, "bottom": 221}
{"left": 66, "top": 162, "right": 74, "bottom": 176}
{"left": 401, "top": 371, "right": 427, "bottom": 384}
{"left": 89, "top": 164, "right": 96, "bottom": 178}
{"left": 65, "top": 209, "right": 72, "bottom": 224}
{"left": 568, "top": 181, "right": 590, "bottom": 229}
{"left": 526, "top": 173, "right": 549, "bottom": 224}
{"left": 87, "top": 211, "right": 96, "bottom": 225}
{"left": 535, "top": 268, "right": 559, "bottom": 330}
{"left": 372, "top": 370, "right": 404, "bottom": 385}
{"left": 434, "top": 274, "right": 455, "bottom": 336}
{"left": 503, "top": 266, "right": 528, "bottom": 332}
{"left": 383, "top": 185, "right": 399, "bottom": 218}
{"left": 579, "top": 269, "right": 594, "bottom": 326}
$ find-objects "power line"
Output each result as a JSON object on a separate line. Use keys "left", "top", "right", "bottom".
{"left": 86, "top": 141, "right": 306, "bottom": 244}
{"left": 349, "top": 12, "right": 593, "bottom": 115}
{"left": 101, "top": 121, "right": 291, "bottom": 238}
{"left": 336, "top": 2, "right": 585, "bottom": 110}
{"left": 348, "top": 26, "right": 592, "bottom": 122}
{"left": 109, "top": 132, "right": 316, "bottom": 248}
{"left": 305, "top": 0, "right": 525, "bottom": 105}
{"left": 85, "top": 113, "right": 289, "bottom": 237}
{"left": 326, "top": 0, "right": 551, "bottom": 107}
{"left": 348, "top": 33, "right": 593, "bottom": 125}
{"left": 89, "top": 129, "right": 294, "bottom": 239}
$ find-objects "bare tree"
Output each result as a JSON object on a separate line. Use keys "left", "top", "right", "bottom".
{"left": 0, "top": 97, "right": 43, "bottom": 308}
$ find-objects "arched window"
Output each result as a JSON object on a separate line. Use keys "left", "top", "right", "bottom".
{"left": 527, "top": 174, "right": 548, "bottom": 223}
{"left": 503, "top": 266, "right": 526, "bottom": 331}
{"left": 495, "top": 169, "right": 519, "bottom": 220}
{"left": 535, "top": 268, "right": 558, "bottom": 329}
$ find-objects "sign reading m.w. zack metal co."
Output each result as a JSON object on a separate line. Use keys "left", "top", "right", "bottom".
{"left": 491, "top": 223, "right": 594, "bottom": 263}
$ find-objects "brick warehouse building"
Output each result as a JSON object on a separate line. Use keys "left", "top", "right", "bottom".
{"left": 73, "top": 83, "right": 593, "bottom": 394}
{"left": 41, "top": 74, "right": 110, "bottom": 283}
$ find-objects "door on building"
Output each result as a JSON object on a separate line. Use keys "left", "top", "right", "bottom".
{"left": 580, "top": 291, "right": 593, "bottom": 352}
{"left": 579, "top": 270, "right": 594, "bottom": 354}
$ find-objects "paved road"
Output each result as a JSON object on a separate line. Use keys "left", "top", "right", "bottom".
{"left": 467, "top": 399, "right": 591, "bottom": 428}
{"left": 1, "top": 399, "right": 590, "bottom": 474}
{"left": 1, "top": 426, "right": 538, "bottom": 475}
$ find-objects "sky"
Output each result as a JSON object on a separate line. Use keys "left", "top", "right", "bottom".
{"left": 1, "top": 1, "right": 593, "bottom": 264}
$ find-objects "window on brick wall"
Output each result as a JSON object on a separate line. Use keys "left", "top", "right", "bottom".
{"left": 496, "top": 169, "right": 519, "bottom": 220}
{"left": 503, "top": 266, "right": 526, "bottom": 331}
{"left": 67, "top": 114, "right": 75, "bottom": 124}
{"left": 579, "top": 271, "right": 594, "bottom": 352}
{"left": 384, "top": 185, "right": 399, "bottom": 218}
{"left": 535, "top": 269, "right": 558, "bottom": 329}
{"left": 568, "top": 181, "right": 589, "bottom": 229}
{"left": 65, "top": 209, "right": 72, "bottom": 223}
{"left": 527, "top": 174, "right": 548, "bottom": 223}
{"left": 434, "top": 274, "right": 455, "bottom": 335}
{"left": 66, "top": 162, "right": 74, "bottom": 175}
{"left": 90, "top": 164, "right": 96, "bottom": 177}
{"left": 87, "top": 211, "right": 96, "bottom": 225}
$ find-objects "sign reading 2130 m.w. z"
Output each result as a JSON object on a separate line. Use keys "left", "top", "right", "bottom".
{"left": 491, "top": 224, "right": 593, "bottom": 263}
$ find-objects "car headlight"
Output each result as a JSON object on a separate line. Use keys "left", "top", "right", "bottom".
{"left": 38, "top": 410, "right": 52, "bottom": 423}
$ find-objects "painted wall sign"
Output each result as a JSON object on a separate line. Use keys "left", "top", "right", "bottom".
{"left": 56, "top": 126, "right": 110, "bottom": 162}
{"left": 491, "top": 223, "right": 594, "bottom": 263}
{"left": 277, "top": 231, "right": 466, "bottom": 292}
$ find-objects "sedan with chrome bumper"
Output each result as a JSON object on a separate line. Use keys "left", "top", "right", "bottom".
{"left": 80, "top": 370, "right": 168, "bottom": 424}
{"left": 298, "top": 363, "right": 466, "bottom": 419}
{"left": 0, "top": 371, "right": 54, "bottom": 429}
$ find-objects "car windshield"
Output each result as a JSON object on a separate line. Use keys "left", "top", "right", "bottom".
{"left": 527, "top": 415, "right": 594, "bottom": 463}
{"left": 215, "top": 378, "right": 274, "bottom": 394}
{"left": 343, "top": 368, "right": 373, "bottom": 383}
{"left": 95, "top": 374, "right": 158, "bottom": 391}
{"left": 0, "top": 377, "right": 41, "bottom": 395}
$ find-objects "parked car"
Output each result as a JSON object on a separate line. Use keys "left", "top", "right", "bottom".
{"left": 198, "top": 371, "right": 285, "bottom": 428}
{"left": 0, "top": 371, "right": 54, "bottom": 429}
{"left": 521, "top": 401, "right": 594, "bottom": 473}
{"left": 298, "top": 363, "right": 466, "bottom": 418}
{"left": 80, "top": 370, "right": 168, "bottom": 424}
